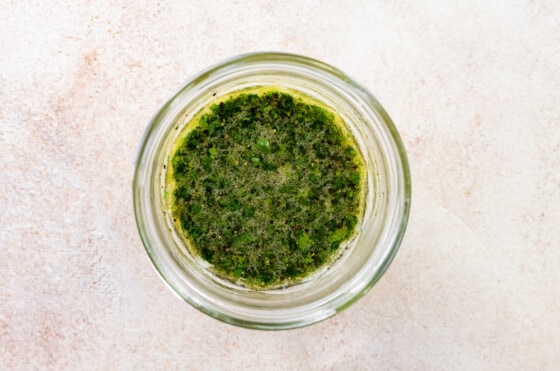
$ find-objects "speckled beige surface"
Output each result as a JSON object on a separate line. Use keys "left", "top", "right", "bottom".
{"left": 1, "top": 1, "right": 559, "bottom": 369}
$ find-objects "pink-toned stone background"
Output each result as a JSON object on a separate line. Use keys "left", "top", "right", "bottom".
{"left": 1, "top": 1, "right": 559, "bottom": 369}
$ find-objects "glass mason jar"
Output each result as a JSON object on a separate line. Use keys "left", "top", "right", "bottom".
{"left": 133, "top": 52, "right": 411, "bottom": 330}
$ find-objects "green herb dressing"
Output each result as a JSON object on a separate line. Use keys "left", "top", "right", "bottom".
{"left": 165, "top": 87, "right": 365, "bottom": 289}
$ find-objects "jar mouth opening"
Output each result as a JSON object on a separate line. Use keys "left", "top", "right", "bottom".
{"left": 133, "top": 52, "right": 411, "bottom": 330}
{"left": 161, "top": 84, "right": 370, "bottom": 292}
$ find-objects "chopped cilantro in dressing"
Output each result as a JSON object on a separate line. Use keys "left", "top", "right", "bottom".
{"left": 166, "top": 88, "right": 365, "bottom": 288}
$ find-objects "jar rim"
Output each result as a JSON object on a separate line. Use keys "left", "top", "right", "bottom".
{"left": 133, "top": 52, "right": 411, "bottom": 330}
